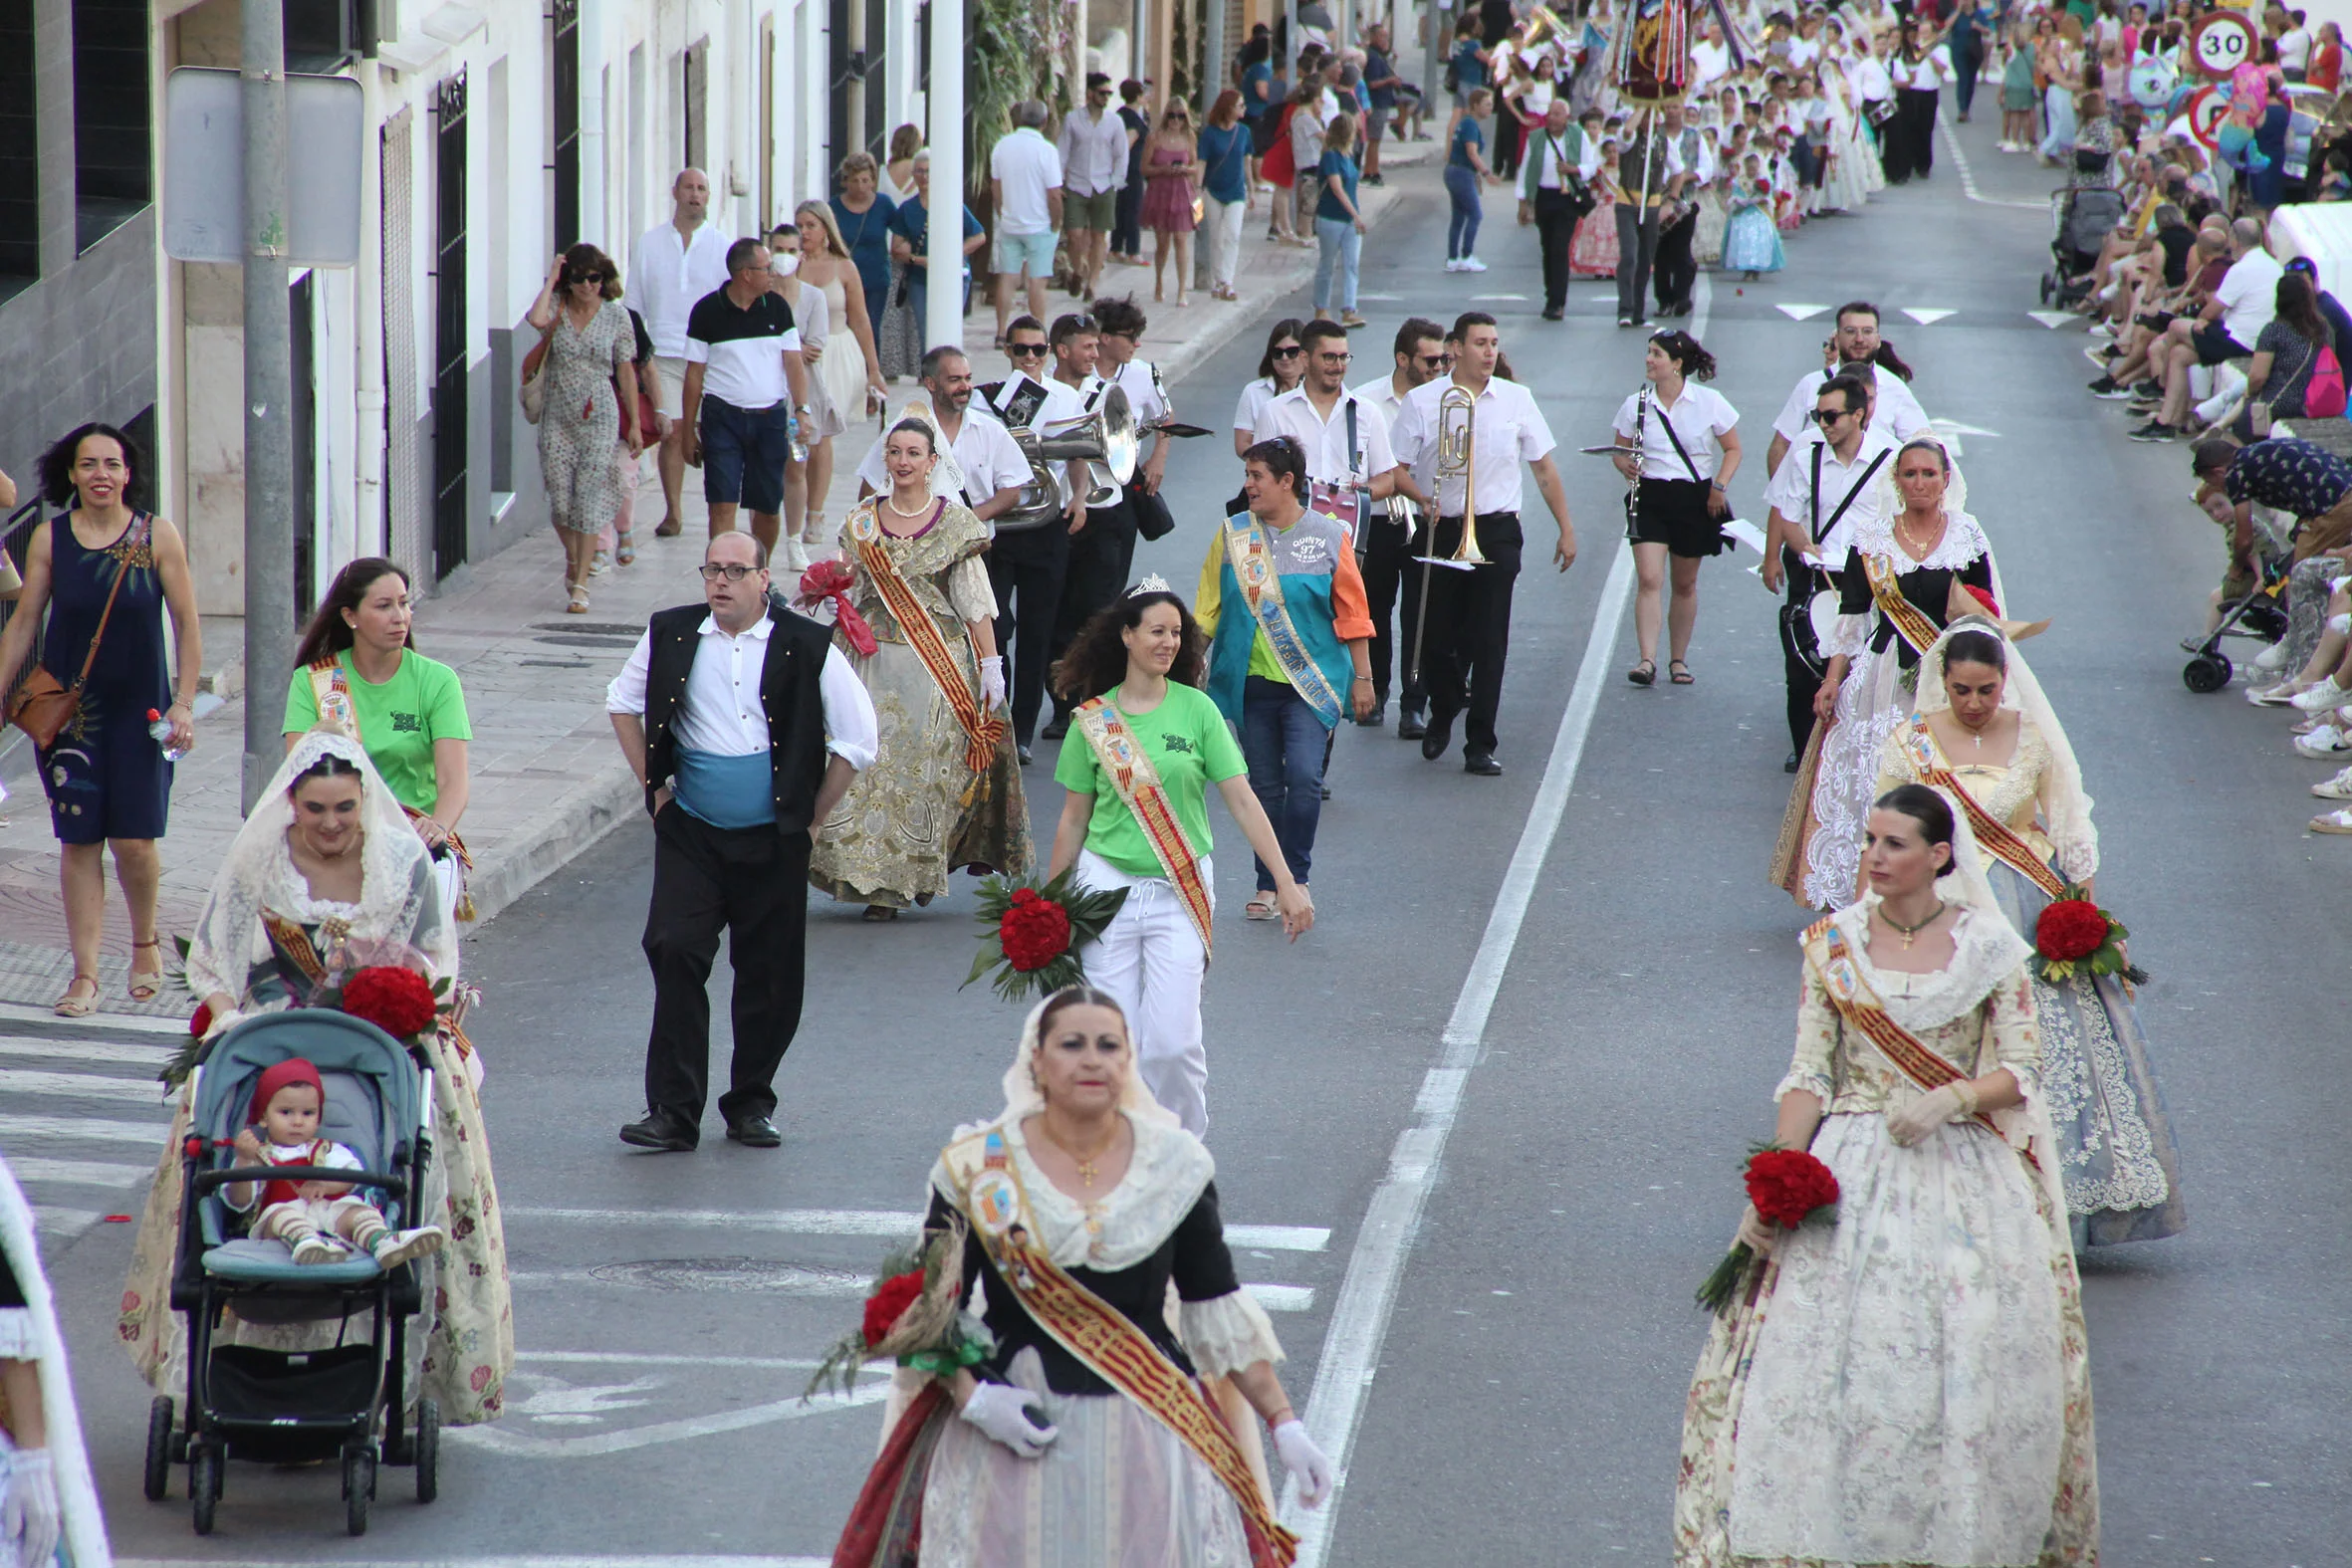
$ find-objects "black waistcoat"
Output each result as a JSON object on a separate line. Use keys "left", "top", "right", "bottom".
{"left": 640, "top": 595, "right": 835, "bottom": 833}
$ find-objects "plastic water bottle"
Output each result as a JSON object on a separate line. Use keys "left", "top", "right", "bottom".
{"left": 146, "top": 707, "right": 188, "bottom": 762}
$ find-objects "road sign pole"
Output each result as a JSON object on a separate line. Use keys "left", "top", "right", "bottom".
{"left": 241, "top": 0, "right": 295, "bottom": 809}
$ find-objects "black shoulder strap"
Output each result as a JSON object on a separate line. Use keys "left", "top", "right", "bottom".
{"left": 1814, "top": 446, "right": 1891, "bottom": 543}
{"left": 1345, "top": 396, "right": 1362, "bottom": 482}
{"left": 1655, "top": 398, "right": 1706, "bottom": 483}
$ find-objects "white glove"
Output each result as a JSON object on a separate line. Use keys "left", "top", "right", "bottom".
{"left": 1733, "top": 1204, "right": 1778, "bottom": 1256}
{"left": 1885, "top": 1081, "right": 1976, "bottom": 1148}
{"left": 1273, "top": 1419, "right": 1334, "bottom": 1507}
{"left": 959, "top": 1381, "right": 1058, "bottom": 1458}
{"left": 1, "top": 1447, "right": 61, "bottom": 1568}
{"left": 979, "top": 654, "right": 1008, "bottom": 710}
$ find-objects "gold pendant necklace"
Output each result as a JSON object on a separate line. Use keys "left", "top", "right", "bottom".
{"left": 1037, "top": 1123, "right": 1114, "bottom": 1189}
{"left": 1879, "top": 900, "right": 1945, "bottom": 950}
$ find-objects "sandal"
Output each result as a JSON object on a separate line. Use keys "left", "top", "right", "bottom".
{"left": 128, "top": 938, "right": 163, "bottom": 1002}
{"left": 1244, "top": 894, "right": 1279, "bottom": 921}
{"left": 1669, "top": 660, "right": 1695, "bottom": 685}
{"left": 55, "top": 974, "right": 99, "bottom": 1017}
{"left": 568, "top": 583, "right": 590, "bottom": 615}
{"left": 1627, "top": 660, "right": 1657, "bottom": 686}
{"left": 615, "top": 529, "right": 635, "bottom": 566}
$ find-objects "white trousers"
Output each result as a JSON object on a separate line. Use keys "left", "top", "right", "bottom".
{"left": 1074, "top": 848, "right": 1212, "bottom": 1137}
{"left": 1204, "top": 197, "right": 1247, "bottom": 291}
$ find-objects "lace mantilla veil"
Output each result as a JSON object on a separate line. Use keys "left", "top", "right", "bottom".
{"left": 1912, "top": 616, "right": 2099, "bottom": 881}
{"left": 185, "top": 726, "right": 454, "bottom": 1006}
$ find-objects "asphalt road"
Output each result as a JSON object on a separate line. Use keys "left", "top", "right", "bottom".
{"left": 38, "top": 107, "right": 2349, "bottom": 1566}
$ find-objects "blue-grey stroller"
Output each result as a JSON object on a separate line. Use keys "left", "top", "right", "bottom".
{"left": 141, "top": 1009, "right": 441, "bottom": 1535}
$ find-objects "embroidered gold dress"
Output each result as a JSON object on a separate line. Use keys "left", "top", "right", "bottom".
{"left": 810, "top": 498, "right": 1033, "bottom": 907}
{"left": 1676, "top": 902, "right": 2099, "bottom": 1568}
{"left": 1876, "top": 720, "right": 2186, "bottom": 1247}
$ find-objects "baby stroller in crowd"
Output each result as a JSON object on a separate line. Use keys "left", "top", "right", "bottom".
{"left": 2181, "top": 506, "right": 2294, "bottom": 694}
{"left": 142, "top": 1010, "right": 444, "bottom": 1536}
{"left": 2040, "top": 149, "right": 2125, "bottom": 311}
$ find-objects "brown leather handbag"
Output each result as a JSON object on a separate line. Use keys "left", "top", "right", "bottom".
{"left": 5, "top": 519, "right": 140, "bottom": 749}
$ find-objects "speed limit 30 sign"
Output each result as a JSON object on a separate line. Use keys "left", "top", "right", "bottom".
{"left": 2189, "top": 11, "right": 2259, "bottom": 81}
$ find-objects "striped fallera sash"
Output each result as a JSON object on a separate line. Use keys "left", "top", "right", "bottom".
{"left": 1901, "top": 718, "right": 2069, "bottom": 900}
{"left": 1223, "top": 514, "right": 1345, "bottom": 726}
{"left": 848, "top": 509, "right": 1005, "bottom": 773}
{"left": 951, "top": 1131, "right": 1296, "bottom": 1567}
{"left": 1802, "top": 917, "right": 2036, "bottom": 1165}
{"left": 1860, "top": 551, "right": 1946, "bottom": 658}
{"left": 1074, "top": 697, "right": 1215, "bottom": 955}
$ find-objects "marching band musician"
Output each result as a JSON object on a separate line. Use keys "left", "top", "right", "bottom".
{"left": 1759, "top": 371, "right": 1898, "bottom": 772}
{"left": 1042, "top": 312, "right": 1127, "bottom": 744}
{"left": 1760, "top": 300, "right": 1931, "bottom": 478}
{"left": 1096, "top": 297, "right": 1175, "bottom": 513}
{"left": 979, "top": 316, "right": 1089, "bottom": 761}
{"left": 1350, "top": 318, "right": 1452, "bottom": 735}
{"left": 852, "top": 346, "right": 1029, "bottom": 521}
{"left": 1387, "top": 312, "right": 1577, "bottom": 777}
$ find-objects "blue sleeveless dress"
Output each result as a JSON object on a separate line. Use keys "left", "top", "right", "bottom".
{"left": 38, "top": 511, "right": 172, "bottom": 842}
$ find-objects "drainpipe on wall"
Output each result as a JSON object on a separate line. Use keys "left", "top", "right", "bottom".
{"left": 579, "top": 0, "right": 606, "bottom": 247}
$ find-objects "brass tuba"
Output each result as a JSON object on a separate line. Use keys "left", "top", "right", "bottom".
{"left": 996, "top": 385, "right": 1139, "bottom": 529}
{"left": 1418, "top": 385, "right": 1488, "bottom": 567}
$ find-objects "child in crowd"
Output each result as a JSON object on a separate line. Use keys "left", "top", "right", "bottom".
{"left": 225, "top": 1058, "right": 447, "bottom": 1268}
{"left": 1723, "top": 153, "right": 1787, "bottom": 279}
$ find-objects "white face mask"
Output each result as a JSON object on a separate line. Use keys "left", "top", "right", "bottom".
{"left": 770, "top": 252, "right": 801, "bottom": 278}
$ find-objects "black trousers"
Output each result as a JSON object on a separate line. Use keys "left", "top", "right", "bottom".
{"left": 1654, "top": 204, "right": 1699, "bottom": 315}
{"left": 1778, "top": 546, "right": 1830, "bottom": 756}
{"left": 986, "top": 522, "right": 1072, "bottom": 747}
{"left": 1049, "top": 502, "right": 1139, "bottom": 724}
{"left": 1884, "top": 88, "right": 1939, "bottom": 183}
{"left": 1359, "top": 510, "right": 1427, "bottom": 711}
{"left": 1614, "top": 204, "right": 1660, "bottom": 322}
{"left": 1532, "top": 189, "right": 1581, "bottom": 312}
{"left": 1422, "top": 511, "right": 1524, "bottom": 757}
{"left": 641, "top": 806, "right": 812, "bottom": 1127}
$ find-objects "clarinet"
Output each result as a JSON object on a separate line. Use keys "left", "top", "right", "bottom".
{"left": 1626, "top": 382, "right": 1649, "bottom": 536}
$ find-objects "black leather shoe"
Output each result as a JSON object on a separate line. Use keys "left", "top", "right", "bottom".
{"left": 1783, "top": 751, "right": 1801, "bottom": 774}
{"left": 1541, "top": 307, "right": 1564, "bottom": 322}
{"left": 1465, "top": 753, "right": 1503, "bottom": 777}
{"left": 724, "top": 1115, "right": 783, "bottom": 1148}
{"left": 1040, "top": 714, "right": 1071, "bottom": 741}
{"left": 1018, "top": 744, "right": 1033, "bottom": 766}
{"left": 1396, "top": 708, "right": 1426, "bottom": 740}
{"left": 1420, "top": 710, "right": 1456, "bottom": 761}
{"left": 619, "top": 1111, "right": 698, "bottom": 1152}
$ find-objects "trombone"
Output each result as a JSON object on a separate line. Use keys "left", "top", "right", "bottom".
{"left": 1415, "top": 385, "right": 1488, "bottom": 571}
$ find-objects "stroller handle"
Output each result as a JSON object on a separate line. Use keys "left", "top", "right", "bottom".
{"left": 189, "top": 1164, "right": 408, "bottom": 1199}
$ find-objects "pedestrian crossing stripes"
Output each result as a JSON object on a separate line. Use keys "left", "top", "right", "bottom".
{"left": 2027, "top": 310, "right": 2077, "bottom": 329}
{"left": 0, "top": 1023, "right": 176, "bottom": 1248}
{"left": 1775, "top": 303, "right": 1832, "bottom": 321}
{"left": 1902, "top": 308, "right": 1957, "bottom": 326}
{"left": 503, "top": 1205, "right": 1331, "bottom": 1252}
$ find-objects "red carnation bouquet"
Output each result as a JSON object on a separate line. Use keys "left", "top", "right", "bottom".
{"left": 795, "top": 560, "right": 878, "bottom": 656}
{"left": 2031, "top": 883, "right": 2149, "bottom": 989}
{"left": 961, "top": 869, "right": 1130, "bottom": 1003}
{"left": 162, "top": 937, "right": 475, "bottom": 1087}
{"left": 807, "top": 1217, "right": 993, "bottom": 1399}
{"left": 1696, "top": 1147, "right": 1841, "bottom": 1314}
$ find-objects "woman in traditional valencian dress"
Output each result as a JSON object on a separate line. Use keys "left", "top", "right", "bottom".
{"left": 1876, "top": 620, "right": 2186, "bottom": 1248}
{"left": 118, "top": 729, "right": 513, "bottom": 1424}
{"left": 1679, "top": 784, "right": 2098, "bottom": 1568}
{"left": 1777, "top": 437, "right": 2002, "bottom": 910}
{"left": 811, "top": 417, "right": 1031, "bottom": 919}
{"left": 833, "top": 987, "right": 1332, "bottom": 1566}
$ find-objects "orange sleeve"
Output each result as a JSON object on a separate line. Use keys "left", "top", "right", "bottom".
{"left": 1330, "top": 543, "right": 1375, "bottom": 642}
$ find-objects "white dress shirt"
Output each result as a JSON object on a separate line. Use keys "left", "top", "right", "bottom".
{"left": 989, "top": 128, "right": 1064, "bottom": 236}
{"left": 1104, "top": 358, "right": 1171, "bottom": 427}
{"left": 1233, "top": 375, "right": 1288, "bottom": 435}
{"left": 1389, "top": 374, "right": 1557, "bottom": 517}
{"left": 855, "top": 405, "right": 1032, "bottom": 504}
{"left": 624, "top": 221, "right": 734, "bottom": 360}
{"left": 1346, "top": 372, "right": 1415, "bottom": 438}
{"left": 1058, "top": 108, "right": 1130, "bottom": 197}
{"left": 1610, "top": 383, "right": 1738, "bottom": 482}
{"left": 1528, "top": 123, "right": 1603, "bottom": 186}
{"left": 1253, "top": 384, "right": 1398, "bottom": 489}
{"left": 606, "top": 612, "right": 880, "bottom": 772}
{"left": 1892, "top": 48, "right": 1953, "bottom": 90}
{"left": 1770, "top": 361, "right": 1931, "bottom": 446}
{"left": 1665, "top": 128, "right": 1716, "bottom": 184}
{"left": 1764, "top": 424, "right": 1901, "bottom": 560}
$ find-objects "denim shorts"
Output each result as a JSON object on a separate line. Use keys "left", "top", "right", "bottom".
{"left": 699, "top": 396, "right": 791, "bottom": 514}
{"left": 994, "top": 228, "right": 1058, "bottom": 277}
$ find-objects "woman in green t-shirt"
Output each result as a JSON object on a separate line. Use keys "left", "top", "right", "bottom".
{"left": 282, "top": 559, "right": 473, "bottom": 909}
{"left": 1047, "top": 587, "right": 1310, "bottom": 1136}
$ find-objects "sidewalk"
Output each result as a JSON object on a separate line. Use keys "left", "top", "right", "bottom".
{"left": 0, "top": 142, "right": 1432, "bottom": 1018}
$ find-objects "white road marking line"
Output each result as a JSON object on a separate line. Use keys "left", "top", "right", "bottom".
{"left": 2026, "top": 310, "right": 2077, "bottom": 328}
{"left": 1902, "top": 307, "right": 1957, "bottom": 326}
{"left": 1468, "top": 293, "right": 1528, "bottom": 301}
{"left": 0, "top": 1000, "right": 189, "bottom": 1034}
{"left": 0, "top": 1033, "right": 176, "bottom": 1066}
{"left": 1356, "top": 292, "right": 1403, "bottom": 301}
{"left": 0, "top": 1111, "right": 171, "bottom": 1143}
{"left": 1775, "top": 303, "right": 1831, "bottom": 320}
{"left": 0, "top": 1066, "right": 172, "bottom": 1105}
{"left": 6, "top": 1155, "right": 148, "bottom": 1189}
{"left": 1277, "top": 275, "right": 1675, "bottom": 1562}
{"left": 446, "top": 1383, "right": 892, "bottom": 1457}
{"left": 1936, "top": 107, "right": 2048, "bottom": 209}
{"left": 1934, "top": 419, "right": 2002, "bottom": 438}
{"left": 121, "top": 1559, "right": 834, "bottom": 1568}
{"left": 32, "top": 1206, "right": 103, "bottom": 1236}
{"left": 502, "top": 1206, "right": 1331, "bottom": 1253}
{"left": 517, "top": 1351, "right": 830, "bottom": 1370}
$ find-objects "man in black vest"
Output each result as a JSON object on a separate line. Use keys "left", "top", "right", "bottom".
{"left": 605, "top": 532, "right": 879, "bottom": 1150}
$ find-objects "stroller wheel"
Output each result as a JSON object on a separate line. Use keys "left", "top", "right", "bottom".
{"left": 2039, "top": 272, "right": 2054, "bottom": 305}
{"left": 415, "top": 1398, "right": 441, "bottom": 1503}
{"left": 143, "top": 1397, "right": 174, "bottom": 1501}
{"left": 2184, "top": 653, "right": 2232, "bottom": 693}
{"left": 189, "top": 1444, "right": 221, "bottom": 1535}
{"left": 345, "top": 1446, "right": 376, "bottom": 1536}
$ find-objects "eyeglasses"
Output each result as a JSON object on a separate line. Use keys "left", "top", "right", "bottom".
{"left": 1272, "top": 344, "right": 1304, "bottom": 358}
{"left": 1315, "top": 350, "right": 1353, "bottom": 363}
{"left": 1811, "top": 407, "right": 1853, "bottom": 425}
{"left": 698, "top": 562, "right": 767, "bottom": 582}
{"left": 1008, "top": 341, "right": 1049, "bottom": 356}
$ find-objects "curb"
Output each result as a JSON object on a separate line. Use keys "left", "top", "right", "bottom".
{"left": 461, "top": 763, "right": 645, "bottom": 930}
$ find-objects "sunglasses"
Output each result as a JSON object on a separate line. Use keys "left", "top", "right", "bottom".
{"left": 1415, "top": 353, "right": 1454, "bottom": 368}
{"left": 1811, "top": 407, "right": 1854, "bottom": 424}
{"left": 1008, "top": 341, "right": 1049, "bottom": 356}
{"left": 1272, "top": 343, "right": 1304, "bottom": 358}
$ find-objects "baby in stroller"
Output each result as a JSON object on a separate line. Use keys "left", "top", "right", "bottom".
{"left": 223, "top": 1057, "right": 445, "bottom": 1270}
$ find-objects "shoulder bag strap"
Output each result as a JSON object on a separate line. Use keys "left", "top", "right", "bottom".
{"left": 1653, "top": 397, "right": 1707, "bottom": 483}
{"left": 1817, "top": 449, "right": 1890, "bottom": 543}
{"left": 70, "top": 513, "right": 144, "bottom": 695}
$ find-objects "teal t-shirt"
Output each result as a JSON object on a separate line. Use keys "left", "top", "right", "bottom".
{"left": 1053, "top": 682, "right": 1247, "bottom": 878}
{"left": 282, "top": 648, "right": 472, "bottom": 815}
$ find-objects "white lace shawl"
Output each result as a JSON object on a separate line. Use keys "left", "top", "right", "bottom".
{"left": 184, "top": 729, "right": 454, "bottom": 1007}
{"left": 0, "top": 1158, "right": 112, "bottom": 1568}
{"left": 1821, "top": 500, "right": 2000, "bottom": 661}
{"left": 1914, "top": 617, "right": 2099, "bottom": 880}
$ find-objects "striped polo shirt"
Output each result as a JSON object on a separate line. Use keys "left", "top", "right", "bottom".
{"left": 684, "top": 287, "right": 804, "bottom": 411}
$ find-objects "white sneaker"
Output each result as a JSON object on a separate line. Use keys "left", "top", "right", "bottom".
{"left": 290, "top": 1234, "right": 345, "bottom": 1266}
{"left": 1460, "top": 256, "right": 1489, "bottom": 273}
{"left": 1443, "top": 258, "right": 1465, "bottom": 273}
{"left": 783, "top": 536, "right": 810, "bottom": 573}
{"left": 2253, "top": 640, "right": 2291, "bottom": 672}
{"left": 2247, "top": 681, "right": 2298, "bottom": 706}
{"left": 2293, "top": 725, "right": 2352, "bottom": 758}
{"left": 2309, "top": 806, "right": 2352, "bottom": 833}
{"left": 367, "top": 1226, "right": 448, "bottom": 1270}
{"left": 2291, "top": 676, "right": 2347, "bottom": 711}
{"left": 2310, "top": 766, "right": 2352, "bottom": 799}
